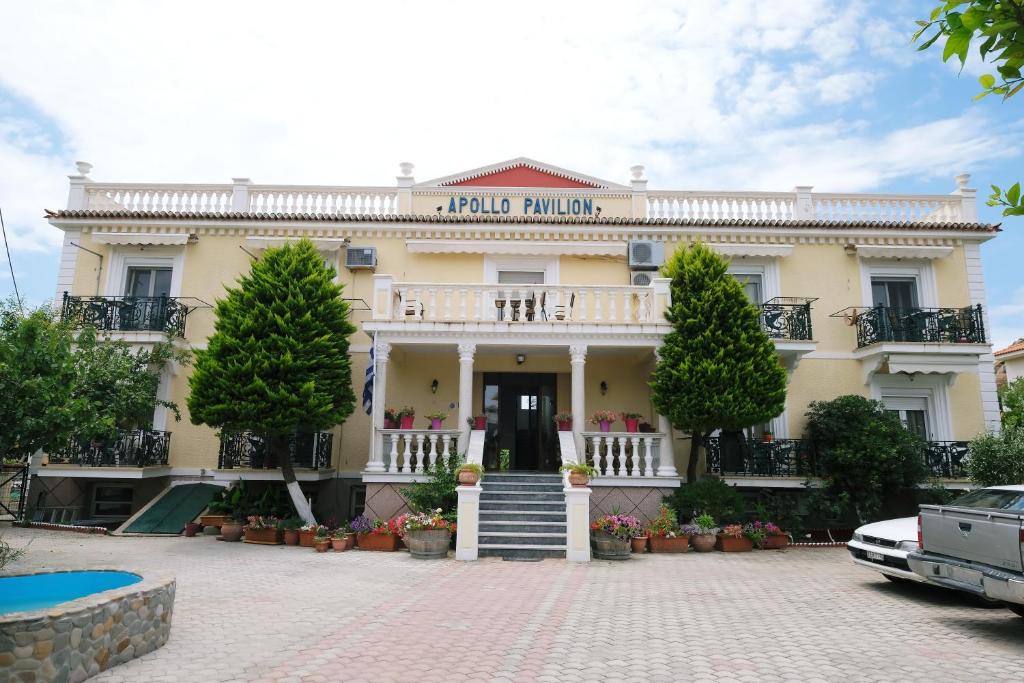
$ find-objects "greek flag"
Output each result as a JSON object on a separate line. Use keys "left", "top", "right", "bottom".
{"left": 362, "top": 343, "right": 374, "bottom": 416}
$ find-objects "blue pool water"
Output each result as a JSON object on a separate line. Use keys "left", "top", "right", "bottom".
{"left": 0, "top": 571, "right": 141, "bottom": 614}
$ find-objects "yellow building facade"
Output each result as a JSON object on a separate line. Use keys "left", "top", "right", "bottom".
{"left": 38, "top": 158, "right": 1000, "bottom": 527}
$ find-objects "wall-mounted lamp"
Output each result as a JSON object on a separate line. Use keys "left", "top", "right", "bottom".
{"left": 600, "top": 381, "right": 608, "bottom": 395}
{"left": 515, "top": 353, "right": 526, "bottom": 366}
{"left": 430, "top": 379, "right": 439, "bottom": 394}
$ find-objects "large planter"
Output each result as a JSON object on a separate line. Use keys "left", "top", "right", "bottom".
{"left": 631, "top": 536, "right": 648, "bottom": 553}
{"left": 356, "top": 533, "right": 400, "bottom": 551}
{"left": 762, "top": 533, "right": 790, "bottom": 550}
{"left": 557, "top": 420, "right": 572, "bottom": 432}
{"left": 716, "top": 535, "right": 754, "bottom": 552}
{"left": 244, "top": 527, "right": 283, "bottom": 545}
{"left": 220, "top": 522, "right": 244, "bottom": 542}
{"left": 691, "top": 534, "right": 717, "bottom": 552}
{"left": 458, "top": 470, "right": 480, "bottom": 486}
{"left": 568, "top": 472, "right": 589, "bottom": 487}
{"left": 624, "top": 418, "right": 640, "bottom": 433}
{"left": 199, "top": 514, "right": 231, "bottom": 528}
{"left": 591, "top": 531, "right": 631, "bottom": 560}
{"left": 283, "top": 529, "right": 299, "bottom": 546}
{"left": 649, "top": 535, "right": 690, "bottom": 553}
{"left": 405, "top": 529, "right": 452, "bottom": 559}
{"left": 298, "top": 529, "right": 316, "bottom": 547}
{"left": 399, "top": 415, "right": 415, "bottom": 429}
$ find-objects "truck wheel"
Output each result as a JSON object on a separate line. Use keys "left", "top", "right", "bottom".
{"left": 1008, "top": 604, "right": 1024, "bottom": 619}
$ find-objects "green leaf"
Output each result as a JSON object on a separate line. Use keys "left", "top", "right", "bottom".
{"left": 1006, "top": 82, "right": 1024, "bottom": 98}
{"left": 930, "top": 6, "right": 943, "bottom": 21}
{"left": 943, "top": 28, "right": 972, "bottom": 63}
{"left": 979, "top": 73, "right": 996, "bottom": 88}
{"left": 1007, "top": 182, "right": 1021, "bottom": 206}
{"left": 973, "top": 90, "right": 992, "bottom": 100}
{"left": 998, "top": 64, "right": 1022, "bottom": 79}
{"left": 960, "top": 7, "right": 985, "bottom": 31}
{"left": 1005, "top": 206, "right": 1024, "bottom": 216}
{"left": 917, "top": 31, "right": 942, "bottom": 51}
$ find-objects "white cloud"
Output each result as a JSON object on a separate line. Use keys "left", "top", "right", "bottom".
{"left": 990, "top": 286, "right": 1024, "bottom": 350}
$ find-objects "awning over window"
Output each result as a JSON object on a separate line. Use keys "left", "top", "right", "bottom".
{"left": 92, "top": 232, "right": 190, "bottom": 246}
{"left": 405, "top": 239, "right": 625, "bottom": 257}
{"left": 854, "top": 245, "right": 953, "bottom": 259}
{"left": 244, "top": 236, "right": 349, "bottom": 251}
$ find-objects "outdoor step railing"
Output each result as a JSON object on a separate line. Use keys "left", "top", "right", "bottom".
{"left": 583, "top": 432, "right": 665, "bottom": 478}
{"left": 760, "top": 298, "right": 815, "bottom": 341}
{"left": 49, "top": 429, "right": 172, "bottom": 467}
{"left": 218, "top": 431, "right": 333, "bottom": 469}
{"left": 61, "top": 293, "right": 190, "bottom": 337}
{"left": 379, "top": 429, "right": 459, "bottom": 474}
{"left": 840, "top": 304, "right": 986, "bottom": 347}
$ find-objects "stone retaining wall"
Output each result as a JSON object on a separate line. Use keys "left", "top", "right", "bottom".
{"left": 0, "top": 570, "right": 175, "bottom": 683}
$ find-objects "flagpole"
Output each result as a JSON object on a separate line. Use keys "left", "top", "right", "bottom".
{"left": 368, "top": 331, "right": 377, "bottom": 468}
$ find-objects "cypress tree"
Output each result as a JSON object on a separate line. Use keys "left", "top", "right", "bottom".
{"left": 650, "top": 242, "right": 787, "bottom": 482}
{"left": 188, "top": 239, "right": 356, "bottom": 522}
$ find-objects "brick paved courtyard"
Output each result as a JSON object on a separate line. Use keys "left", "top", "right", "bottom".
{"left": 3, "top": 526, "right": 1023, "bottom": 682}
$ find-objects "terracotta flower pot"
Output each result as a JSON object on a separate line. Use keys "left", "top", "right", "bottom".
{"left": 458, "top": 470, "right": 480, "bottom": 486}
{"left": 473, "top": 416, "right": 486, "bottom": 430}
{"left": 399, "top": 415, "right": 415, "bottom": 429}
{"left": 557, "top": 420, "right": 572, "bottom": 432}
{"left": 183, "top": 523, "right": 202, "bottom": 537}
{"left": 649, "top": 535, "right": 690, "bottom": 553}
{"left": 298, "top": 528, "right": 316, "bottom": 547}
{"left": 244, "top": 527, "right": 283, "bottom": 545}
{"left": 591, "top": 530, "right": 630, "bottom": 560}
{"left": 568, "top": 472, "right": 589, "bottom": 487}
{"left": 220, "top": 522, "right": 244, "bottom": 542}
{"left": 199, "top": 514, "right": 231, "bottom": 528}
{"left": 691, "top": 534, "right": 717, "bottom": 552}
{"left": 762, "top": 533, "right": 790, "bottom": 550}
{"left": 624, "top": 418, "right": 639, "bottom": 433}
{"left": 314, "top": 539, "right": 331, "bottom": 552}
{"left": 283, "top": 529, "right": 299, "bottom": 546}
{"left": 356, "top": 533, "right": 400, "bottom": 551}
{"left": 331, "top": 537, "right": 350, "bottom": 552}
{"left": 716, "top": 535, "right": 754, "bottom": 552}
{"left": 631, "top": 536, "right": 649, "bottom": 553}
{"left": 345, "top": 532, "right": 357, "bottom": 548}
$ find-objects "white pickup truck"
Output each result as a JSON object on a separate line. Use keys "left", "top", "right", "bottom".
{"left": 907, "top": 485, "right": 1024, "bottom": 618}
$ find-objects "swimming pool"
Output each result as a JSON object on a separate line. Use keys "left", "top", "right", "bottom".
{"left": 0, "top": 570, "right": 141, "bottom": 614}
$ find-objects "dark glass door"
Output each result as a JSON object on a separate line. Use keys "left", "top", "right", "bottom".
{"left": 482, "top": 372, "right": 557, "bottom": 471}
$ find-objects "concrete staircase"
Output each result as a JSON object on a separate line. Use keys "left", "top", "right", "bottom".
{"left": 479, "top": 473, "right": 566, "bottom": 559}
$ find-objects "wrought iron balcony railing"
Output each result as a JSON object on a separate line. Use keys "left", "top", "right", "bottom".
{"left": 61, "top": 293, "right": 190, "bottom": 337}
{"left": 218, "top": 431, "right": 333, "bottom": 470}
{"left": 759, "top": 297, "right": 816, "bottom": 341}
{"left": 49, "top": 429, "right": 171, "bottom": 467}
{"left": 832, "top": 304, "right": 986, "bottom": 347}
{"left": 924, "top": 440, "right": 970, "bottom": 479}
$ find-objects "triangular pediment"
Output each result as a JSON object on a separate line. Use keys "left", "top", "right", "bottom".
{"left": 419, "top": 157, "right": 626, "bottom": 190}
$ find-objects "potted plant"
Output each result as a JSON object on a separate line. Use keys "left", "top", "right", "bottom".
{"left": 590, "top": 410, "right": 618, "bottom": 433}
{"left": 498, "top": 448, "right": 510, "bottom": 471}
{"left": 280, "top": 517, "right": 301, "bottom": 545}
{"left": 383, "top": 408, "right": 399, "bottom": 430}
{"left": 647, "top": 504, "right": 689, "bottom": 553}
{"left": 631, "top": 534, "right": 649, "bottom": 554}
{"left": 554, "top": 412, "right": 573, "bottom": 432}
{"left": 298, "top": 522, "right": 319, "bottom": 547}
{"left": 183, "top": 522, "right": 202, "bottom": 537}
{"left": 425, "top": 412, "right": 448, "bottom": 430}
{"left": 469, "top": 415, "right": 486, "bottom": 430}
{"left": 560, "top": 462, "right": 596, "bottom": 487}
{"left": 762, "top": 431, "right": 774, "bottom": 443}
{"left": 313, "top": 530, "right": 331, "bottom": 552}
{"left": 590, "top": 513, "right": 642, "bottom": 560}
{"left": 220, "top": 512, "right": 246, "bottom": 542}
{"left": 456, "top": 463, "right": 484, "bottom": 486}
{"left": 398, "top": 406, "right": 416, "bottom": 430}
{"left": 621, "top": 412, "right": 643, "bottom": 433}
{"left": 684, "top": 513, "right": 720, "bottom": 552}
{"left": 716, "top": 523, "right": 754, "bottom": 552}
{"left": 200, "top": 488, "right": 237, "bottom": 528}
{"left": 244, "top": 515, "right": 283, "bottom": 544}
{"left": 758, "top": 521, "right": 790, "bottom": 549}
{"left": 331, "top": 527, "right": 351, "bottom": 551}
{"left": 400, "top": 508, "right": 455, "bottom": 559}
{"left": 353, "top": 516, "right": 400, "bottom": 551}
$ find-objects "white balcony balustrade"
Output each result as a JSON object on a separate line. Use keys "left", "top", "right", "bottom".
{"left": 583, "top": 432, "right": 667, "bottom": 479}
{"left": 248, "top": 186, "right": 398, "bottom": 215}
{"left": 372, "top": 279, "right": 671, "bottom": 326}
{"left": 380, "top": 429, "right": 459, "bottom": 474}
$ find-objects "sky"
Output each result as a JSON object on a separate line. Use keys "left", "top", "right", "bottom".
{"left": 0, "top": 0, "right": 1021, "bottom": 348}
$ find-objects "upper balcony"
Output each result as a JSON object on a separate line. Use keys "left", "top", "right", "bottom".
{"left": 60, "top": 293, "right": 191, "bottom": 338}
{"left": 44, "top": 428, "right": 171, "bottom": 471}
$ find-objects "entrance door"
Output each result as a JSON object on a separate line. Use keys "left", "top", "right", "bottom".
{"left": 482, "top": 372, "right": 557, "bottom": 471}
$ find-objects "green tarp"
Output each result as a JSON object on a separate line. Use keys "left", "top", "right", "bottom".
{"left": 123, "top": 483, "right": 221, "bottom": 534}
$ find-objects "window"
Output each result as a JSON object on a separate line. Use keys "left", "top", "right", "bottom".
{"left": 951, "top": 488, "right": 1024, "bottom": 511}
{"left": 871, "top": 277, "right": 918, "bottom": 309}
{"left": 92, "top": 485, "right": 134, "bottom": 518}
{"left": 883, "top": 396, "right": 930, "bottom": 439}
{"left": 126, "top": 267, "right": 172, "bottom": 298}
{"left": 498, "top": 270, "right": 545, "bottom": 285}
{"left": 734, "top": 273, "right": 764, "bottom": 305}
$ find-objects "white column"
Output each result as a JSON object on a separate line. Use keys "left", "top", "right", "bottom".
{"left": 629, "top": 165, "right": 647, "bottom": 218}
{"left": 366, "top": 342, "right": 391, "bottom": 473}
{"left": 792, "top": 185, "right": 814, "bottom": 220}
{"left": 231, "top": 177, "right": 252, "bottom": 211}
{"left": 397, "top": 162, "right": 415, "bottom": 214}
{"left": 569, "top": 345, "right": 587, "bottom": 456}
{"left": 457, "top": 343, "right": 476, "bottom": 450}
{"left": 653, "top": 347, "right": 679, "bottom": 478}
{"left": 564, "top": 485, "right": 591, "bottom": 562}
{"left": 455, "top": 483, "right": 481, "bottom": 561}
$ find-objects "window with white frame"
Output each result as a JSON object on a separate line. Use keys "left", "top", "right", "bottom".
{"left": 497, "top": 270, "right": 545, "bottom": 285}
{"left": 483, "top": 256, "right": 558, "bottom": 285}
{"left": 871, "top": 276, "right": 919, "bottom": 309}
{"left": 727, "top": 261, "right": 777, "bottom": 305}
{"left": 872, "top": 374, "right": 952, "bottom": 442}
{"left": 860, "top": 261, "right": 937, "bottom": 309}
{"left": 125, "top": 266, "right": 173, "bottom": 298}
{"left": 882, "top": 395, "right": 930, "bottom": 439}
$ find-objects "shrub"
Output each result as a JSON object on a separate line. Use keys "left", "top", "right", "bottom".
{"left": 999, "top": 377, "right": 1024, "bottom": 433}
{"left": 805, "top": 395, "right": 927, "bottom": 524}
{"left": 401, "top": 456, "right": 462, "bottom": 514}
{"left": 968, "top": 429, "right": 1024, "bottom": 487}
{"left": 666, "top": 478, "right": 744, "bottom": 523}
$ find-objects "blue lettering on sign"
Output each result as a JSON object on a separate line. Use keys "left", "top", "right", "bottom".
{"left": 445, "top": 195, "right": 595, "bottom": 215}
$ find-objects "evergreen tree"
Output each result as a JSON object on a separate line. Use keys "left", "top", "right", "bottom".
{"left": 188, "top": 240, "right": 356, "bottom": 522}
{"left": 650, "top": 242, "right": 787, "bottom": 482}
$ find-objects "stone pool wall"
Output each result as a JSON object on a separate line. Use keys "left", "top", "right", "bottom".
{"left": 0, "top": 570, "right": 175, "bottom": 683}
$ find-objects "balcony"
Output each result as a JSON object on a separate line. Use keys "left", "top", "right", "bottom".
{"left": 924, "top": 441, "right": 970, "bottom": 479}
{"left": 48, "top": 429, "right": 171, "bottom": 467}
{"left": 217, "top": 431, "right": 333, "bottom": 470}
{"left": 61, "top": 293, "right": 190, "bottom": 337}
{"left": 759, "top": 298, "right": 815, "bottom": 341}
{"left": 850, "top": 305, "right": 986, "bottom": 347}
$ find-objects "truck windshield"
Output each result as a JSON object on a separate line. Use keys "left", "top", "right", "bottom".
{"left": 951, "top": 489, "right": 1024, "bottom": 511}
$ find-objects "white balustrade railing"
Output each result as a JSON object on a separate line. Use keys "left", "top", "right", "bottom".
{"left": 85, "top": 184, "right": 234, "bottom": 213}
{"left": 584, "top": 432, "right": 665, "bottom": 478}
{"left": 248, "top": 186, "right": 398, "bottom": 215}
{"left": 380, "top": 429, "right": 459, "bottom": 474}
{"left": 810, "top": 194, "right": 963, "bottom": 223}
{"left": 647, "top": 192, "right": 796, "bottom": 221}
{"left": 374, "top": 280, "right": 670, "bottom": 325}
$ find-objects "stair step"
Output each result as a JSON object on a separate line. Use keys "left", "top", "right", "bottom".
{"left": 479, "top": 512, "right": 566, "bottom": 523}
{"left": 480, "top": 533, "right": 566, "bottom": 545}
{"left": 481, "top": 491, "right": 564, "bottom": 501}
{"left": 479, "top": 547, "right": 566, "bottom": 560}
{"left": 483, "top": 474, "right": 562, "bottom": 484}
{"left": 479, "top": 522, "right": 566, "bottom": 534}
{"left": 480, "top": 502, "right": 565, "bottom": 512}
{"left": 481, "top": 482, "right": 564, "bottom": 492}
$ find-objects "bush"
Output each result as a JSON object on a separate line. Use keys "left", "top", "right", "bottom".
{"left": 666, "top": 478, "right": 745, "bottom": 523}
{"left": 805, "top": 395, "right": 927, "bottom": 524}
{"left": 401, "top": 456, "right": 462, "bottom": 514}
{"left": 968, "top": 429, "right": 1024, "bottom": 486}
{"left": 999, "top": 377, "right": 1024, "bottom": 433}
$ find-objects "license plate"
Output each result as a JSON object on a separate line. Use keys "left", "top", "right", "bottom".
{"left": 945, "top": 565, "right": 983, "bottom": 586}
{"left": 866, "top": 551, "right": 884, "bottom": 562}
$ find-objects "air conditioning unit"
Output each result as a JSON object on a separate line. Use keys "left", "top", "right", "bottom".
{"left": 344, "top": 247, "right": 377, "bottom": 270}
{"left": 630, "top": 270, "right": 653, "bottom": 287}
{"left": 628, "top": 240, "right": 664, "bottom": 270}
